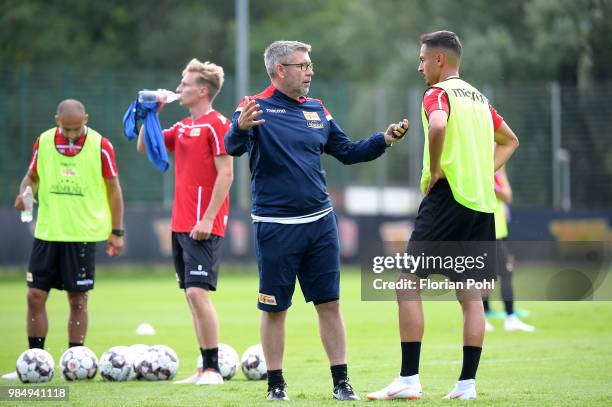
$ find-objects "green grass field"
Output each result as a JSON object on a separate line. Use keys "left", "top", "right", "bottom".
{"left": 1, "top": 265, "right": 611, "bottom": 406}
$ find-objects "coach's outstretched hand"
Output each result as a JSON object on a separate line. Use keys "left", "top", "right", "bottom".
{"left": 237, "top": 98, "right": 265, "bottom": 130}
{"left": 384, "top": 119, "right": 409, "bottom": 145}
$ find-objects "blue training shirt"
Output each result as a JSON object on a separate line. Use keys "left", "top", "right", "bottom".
{"left": 225, "top": 85, "right": 388, "bottom": 219}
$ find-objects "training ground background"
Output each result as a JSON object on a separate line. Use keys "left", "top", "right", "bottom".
{"left": 0, "top": 265, "right": 611, "bottom": 407}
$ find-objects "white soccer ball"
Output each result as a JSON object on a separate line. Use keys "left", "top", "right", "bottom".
{"left": 128, "top": 344, "right": 148, "bottom": 380}
{"left": 16, "top": 349, "right": 55, "bottom": 383}
{"left": 134, "top": 345, "right": 179, "bottom": 381}
{"left": 60, "top": 346, "right": 98, "bottom": 381}
{"left": 196, "top": 343, "right": 239, "bottom": 380}
{"left": 99, "top": 346, "right": 135, "bottom": 381}
{"left": 241, "top": 344, "right": 267, "bottom": 380}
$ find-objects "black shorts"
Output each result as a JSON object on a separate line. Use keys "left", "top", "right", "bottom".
{"left": 410, "top": 179, "right": 495, "bottom": 242}
{"left": 172, "top": 232, "right": 222, "bottom": 291}
{"left": 407, "top": 179, "right": 496, "bottom": 282}
{"left": 28, "top": 239, "right": 97, "bottom": 292}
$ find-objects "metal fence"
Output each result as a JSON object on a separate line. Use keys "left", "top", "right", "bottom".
{"left": 1, "top": 65, "right": 611, "bottom": 210}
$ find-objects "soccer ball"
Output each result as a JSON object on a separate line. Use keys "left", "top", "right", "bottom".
{"left": 16, "top": 349, "right": 55, "bottom": 383}
{"left": 196, "top": 343, "right": 239, "bottom": 380}
{"left": 128, "top": 344, "right": 149, "bottom": 380}
{"left": 219, "top": 344, "right": 239, "bottom": 380}
{"left": 241, "top": 344, "right": 267, "bottom": 380}
{"left": 99, "top": 346, "right": 135, "bottom": 381}
{"left": 134, "top": 345, "right": 179, "bottom": 381}
{"left": 60, "top": 346, "right": 98, "bottom": 381}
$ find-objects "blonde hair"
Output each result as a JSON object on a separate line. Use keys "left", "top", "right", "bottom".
{"left": 182, "top": 58, "right": 225, "bottom": 101}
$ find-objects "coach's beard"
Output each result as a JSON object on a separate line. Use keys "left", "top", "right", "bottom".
{"left": 299, "top": 83, "right": 310, "bottom": 97}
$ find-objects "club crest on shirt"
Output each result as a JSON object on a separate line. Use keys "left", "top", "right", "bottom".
{"left": 190, "top": 128, "right": 201, "bottom": 137}
{"left": 302, "top": 111, "right": 320, "bottom": 121}
{"left": 303, "top": 111, "right": 323, "bottom": 129}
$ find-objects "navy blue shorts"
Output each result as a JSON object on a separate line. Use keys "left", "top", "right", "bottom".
{"left": 254, "top": 212, "right": 340, "bottom": 312}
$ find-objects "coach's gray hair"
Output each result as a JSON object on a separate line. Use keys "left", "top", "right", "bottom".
{"left": 264, "top": 40, "right": 312, "bottom": 79}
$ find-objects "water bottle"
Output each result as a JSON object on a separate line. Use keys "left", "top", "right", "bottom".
{"left": 137, "top": 89, "right": 178, "bottom": 104}
{"left": 21, "top": 186, "right": 33, "bottom": 223}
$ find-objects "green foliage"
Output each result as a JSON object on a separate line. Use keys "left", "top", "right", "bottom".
{"left": 2, "top": 0, "right": 611, "bottom": 84}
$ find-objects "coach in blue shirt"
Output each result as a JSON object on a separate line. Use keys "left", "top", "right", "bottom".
{"left": 225, "top": 40, "right": 408, "bottom": 402}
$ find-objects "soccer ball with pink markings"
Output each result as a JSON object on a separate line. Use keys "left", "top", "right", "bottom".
{"left": 241, "top": 344, "right": 267, "bottom": 380}
{"left": 59, "top": 346, "right": 98, "bottom": 381}
{"left": 134, "top": 345, "right": 179, "bottom": 381}
{"left": 16, "top": 349, "right": 55, "bottom": 383}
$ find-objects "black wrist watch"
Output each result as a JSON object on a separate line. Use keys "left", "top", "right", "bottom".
{"left": 111, "top": 228, "right": 125, "bottom": 237}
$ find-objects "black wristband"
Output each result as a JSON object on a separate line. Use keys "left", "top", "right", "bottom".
{"left": 111, "top": 228, "right": 125, "bottom": 237}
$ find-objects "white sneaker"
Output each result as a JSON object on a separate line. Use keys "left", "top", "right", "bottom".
{"left": 367, "top": 375, "right": 422, "bottom": 400}
{"left": 173, "top": 369, "right": 202, "bottom": 384}
{"left": 485, "top": 319, "right": 495, "bottom": 332}
{"left": 2, "top": 371, "right": 18, "bottom": 380}
{"left": 444, "top": 379, "right": 477, "bottom": 400}
{"left": 504, "top": 314, "right": 535, "bottom": 332}
{"left": 195, "top": 369, "right": 223, "bottom": 385}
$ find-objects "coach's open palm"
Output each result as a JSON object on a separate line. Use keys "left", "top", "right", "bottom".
{"left": 237, "top": 98, "right": 265, "bottom": 130}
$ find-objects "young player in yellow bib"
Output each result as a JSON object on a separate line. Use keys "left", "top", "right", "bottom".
{"left": 368, "top": 31, "right": 519, "bottom": 401}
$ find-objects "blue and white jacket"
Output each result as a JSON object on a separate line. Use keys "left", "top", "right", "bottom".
{"left": 225, "top": 85, "right": 388, "bottom": 223}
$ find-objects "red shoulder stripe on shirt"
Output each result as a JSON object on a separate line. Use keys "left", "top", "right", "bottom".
{"left": 306, "top": 97, "right": 333, "bottom": 120}
{"left": 236, "top": 85, "right": 276, "bottom": 112}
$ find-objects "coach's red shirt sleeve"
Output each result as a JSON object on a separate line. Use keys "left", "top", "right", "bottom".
{"left": 101, "top": 137, "right": 119, "bottom": 178}
{"left": 209, "top": 114, "right": 230, "bottom": 156}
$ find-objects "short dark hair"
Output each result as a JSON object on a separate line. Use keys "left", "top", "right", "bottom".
{"left": 420, "top": 31, "right": 462, "bottom": 58}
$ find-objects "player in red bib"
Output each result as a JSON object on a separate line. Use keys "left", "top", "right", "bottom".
{"left": 137, "top": 59, "right": 232, "bottom": 385}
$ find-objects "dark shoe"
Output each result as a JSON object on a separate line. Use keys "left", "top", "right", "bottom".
{"left": 333, "top": 379, "right": 360, "bottom": 401}
{"left": 267, "top": 382, "right": 289, "bottom": 401}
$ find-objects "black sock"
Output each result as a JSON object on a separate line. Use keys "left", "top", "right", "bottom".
{"left": 459, "top": 346, "right": 482, "bottom": 380}
{"left": 504, "top": 300, "right": 514, "bottom": 315}
{"left": 68, "top": 342, "right": 82, "bottom": 348}
{"left": 400, "top": 341, "right": 421, "bottom": 377}
{"left": 28, "top": 336, "right": 45, "bottom": 349}
{"left": 201, "top": 347, "right": 219, "bottom": 373}
{"left": 267, "top": 369, "right": 284, "bottom": 390}
{"left": 482, "top": 299, "right": 490, "bottom": 312}
{"left": 330, "top": 364, "right": 348, "bottom": 387}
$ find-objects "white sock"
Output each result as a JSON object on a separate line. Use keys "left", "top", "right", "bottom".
{"left": 399, "top": 374, "right": 419, "bottom": 385}
{"left": 456, "top": 379, "right": 475, "bottom": 389}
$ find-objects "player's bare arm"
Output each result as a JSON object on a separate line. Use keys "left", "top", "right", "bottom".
{"left": 495, "top": 166, "right": 513, "bottom": 204}
{"left": 105, "top": 177, "right": 125, "bottom": 257}
{"left": 425, "top": 110, "right": 448, "bottom": 195}
{"left": 136, "top": 101, "right": 166, "bottom": 154}
{"left": 493, "top": 122, "right": 519, "bottom": 171}
{"left": 190, "top": 154, "right": 234, "bottom": 241}
{"left": 237, "top": 99, "right": 265, "bottom": 130}
{"left": 14, "top": 170, "right": 39, "bottom": 211}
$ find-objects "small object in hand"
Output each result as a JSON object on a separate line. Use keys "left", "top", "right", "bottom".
{"left": 393, "top": 119, "right": 408, "bottom": 139}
